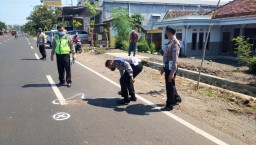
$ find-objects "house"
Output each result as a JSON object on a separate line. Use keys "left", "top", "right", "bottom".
{"left": 74, "top": 0, "right": 226, "bottom": 48}
{"left": 155, "top": 0, "right": 256, "bottom": 57}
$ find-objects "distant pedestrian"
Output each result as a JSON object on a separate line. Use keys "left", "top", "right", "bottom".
{"left": 37, "top": 28, "right": 47, "bottom": 60}
{"left": 88, "top": 34, "right": 92, "bottom": 48}
{"left": 160, "top": 26, "right": 182, "bottom": 111}
{"left": 128, "top": 30, "right": 139, "bottom": 56}
{"left": 105, "top": 57, "right": 143, "bottom": 105}
{"left": 50, "top": 24, "right": 76, "bottom": 88}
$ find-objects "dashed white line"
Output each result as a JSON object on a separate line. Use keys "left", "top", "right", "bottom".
{"left": 46, "top": 75, "right": 67, "bottom": 105}
{"left": 31, "top": 46, "right": 33, "bottom": 49}
{"left": 34, "top": 53, "right": 40, "bottom": 59}
{"left": 75, "top": 61, "right": 229, "bottom": 145}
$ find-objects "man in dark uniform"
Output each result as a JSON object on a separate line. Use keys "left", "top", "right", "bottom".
{"left": 50, "top": 24, "right": 75, "bottom": 88}
{"left": 160, "top": 26, "right": 182, "bottom": 111}
{"left": 105, "top": 57, "right": 143, "bottom": 105}
{"left": 37, "top": 28, "right": 47, "bottom": 60}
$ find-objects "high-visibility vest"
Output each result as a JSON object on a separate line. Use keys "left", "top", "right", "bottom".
{"left": 54, "top": 34, "right": 71, "bottom": 54}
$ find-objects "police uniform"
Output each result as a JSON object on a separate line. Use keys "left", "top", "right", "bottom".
{"left": 162, "top": 39, "right": 181, "bottom": 107}
{"left": 37, "top": 32, "right": 47, "bottom": 60}
{"left": 51, "top": 33, "right": 75, "bottom": 85}
{"left": 114, "top": 57, "right": 143, "bottom": 102}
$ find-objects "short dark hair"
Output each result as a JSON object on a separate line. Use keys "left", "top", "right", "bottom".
{"left": 57, "top": 24, "right": 64, "bottom": 30}
{"left": 166, "top": 26, "right": 176, "bottom": 35}
{"left": 105, "top": 60, "right": 112, "bottom": 67}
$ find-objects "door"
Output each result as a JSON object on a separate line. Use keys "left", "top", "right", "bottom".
{"left": 222, "top": 32, "right": 231, "bottom": 53}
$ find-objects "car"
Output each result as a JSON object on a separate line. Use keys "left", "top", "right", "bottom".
{"left": 44, "top": 30, "right": 58, "bottom": 48}
{"left": 67, "top": 30, "right": 88, "bottom": 43}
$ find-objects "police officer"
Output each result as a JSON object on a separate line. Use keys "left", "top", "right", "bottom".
{"left": 37, "top": 28, "right": 47, "bottom": 60}
{"left": 50, "top": 24, "right": 75, "bottom": 88}
{"left": 160, "top": 26, "right": 182, "bottom": 111}
{"left": 105, "top": 57, "right": 143, "bottom": 105}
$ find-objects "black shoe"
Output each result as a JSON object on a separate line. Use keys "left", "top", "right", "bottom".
{"left": 40, "top": 58, "right": 44, "bottom": 60}
{"left": 58, "top": 82, "right": 65, "bottom": 86}
{"left": 67, "top": 83, "right": 71, "bottom": 88}
{"left": 118, "top": 91, "right": 122, "bottom": 95}
{"left": 129, "top": 96, "right": 137, "bottom": 102}
{"left": 117, "top": 99, "right": 130, "bottom": 105}
{"left": 160, "top": 106, "right": 173, "bottom": 111}
{"left": 175, "top": 95, "right": 182, "bottom": 103}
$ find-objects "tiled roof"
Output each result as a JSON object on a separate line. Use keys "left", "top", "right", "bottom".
{"left": 164, "top": 10, "right": 206, "bottom": 19}
{"left": 214, "top": 0, "right": 256, "bottom": 18}
{"left": 104, "top": 0, "right": 227, "bottom": 6}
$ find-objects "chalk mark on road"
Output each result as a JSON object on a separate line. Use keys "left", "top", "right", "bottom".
{"left": 52, "top": 93, "right": 85, "bottom": 105}
{"left": 53, "top": 112, "right": 70, "bottom": 121}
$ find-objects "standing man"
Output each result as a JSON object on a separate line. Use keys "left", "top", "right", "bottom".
{"left": 105, "top": 57, "right": 143, "bottom": 105}
{"left": 160, "top": 26, "right": 182, "bottom": 111}
{"left": 37, "top": 28, "right": 47, "bottom": 60}
{"left": 128, "top": 30, "right": 139, "bottom": 56}
{"left": 50, "top": 24, "right": 75, "bottom": 88}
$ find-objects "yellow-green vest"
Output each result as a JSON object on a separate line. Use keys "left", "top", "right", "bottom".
{"left": 54, "top": 34, "right": 71, "bottom": 54}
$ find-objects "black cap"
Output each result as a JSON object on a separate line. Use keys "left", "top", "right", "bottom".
{"left": 166, "top": 26, "right": 176, "bottom": 35}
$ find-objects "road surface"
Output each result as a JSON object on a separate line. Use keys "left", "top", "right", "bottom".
{"left": 0, "top": 34, "right": 245, "bottom": 145}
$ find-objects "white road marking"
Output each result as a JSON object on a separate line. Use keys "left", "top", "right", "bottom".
{"left": 52, "top": 93, "right": 85, "bottom": 105}
{"left": 75, "top": 61, "right": 229, "bottom": 145}
{"left": 29, "top": 43, "right": 31, "bottom": 45}
{"left": 31, "top": 46, "right": 33, "bottom": 49}
{"left": 34, "top": 53, "right": 40, "bottom": 60}
{"left": 46, "top": 75, "right": 67, "bottom": 105}
{"left": 53, "top": 112, "right": 70, "bottom": 121}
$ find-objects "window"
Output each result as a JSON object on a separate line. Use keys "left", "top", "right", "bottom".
{"left": 198, "top": 32, "right": 204, "bottom": 50}
{"left": 192, "top": 33, "right": 197, "bottom": 50}
{"left": 176, "top": 33, "right": 182, "bottom": 41}
{"left": 205, "top": 33, "right": 211, "bottom": 49}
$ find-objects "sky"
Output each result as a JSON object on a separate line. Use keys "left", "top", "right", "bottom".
{"left": 0, "top": 0, "right": 230, "bottom": 25}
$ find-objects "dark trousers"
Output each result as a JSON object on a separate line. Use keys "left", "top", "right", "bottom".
{"left": 39, "top": 45, "right": 46, "bottom": 58}
{"left": 56, "top": 54, "right": 71, "bottom": 83}
{"left": 120, "top": 63, "right": 143, "bottom": 101}
{"left": 165, "top": 68, "right": 179, "bottom": 107}
{"left": 128, "top": 43, "right": 136, "bottom": 56}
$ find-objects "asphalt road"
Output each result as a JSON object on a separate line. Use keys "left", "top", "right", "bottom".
{"left": 0, "top": 34, "right": 246, "bottom": 145}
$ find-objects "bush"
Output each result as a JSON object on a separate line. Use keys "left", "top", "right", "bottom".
{"left": 137, "top": 40, "right": 150, "bottom": 52}
{"left": 150, "top": 42, "right": 156, "bottom": 53}
{"left": 248, "top": 57, "right": 256, "bottom": 74}
{"left": 115, "top": 40, "right": 129, "bottom": 50}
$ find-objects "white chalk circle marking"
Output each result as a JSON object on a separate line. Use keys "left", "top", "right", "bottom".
{"left": 52, "top": 93, "right": 85, "bottom": 105}
{"left": 53, "top": 112, "right": 70, "bottom": 121}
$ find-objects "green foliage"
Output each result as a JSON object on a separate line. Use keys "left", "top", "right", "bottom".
{"left": 0, "top": 21, "right": 6, "bottom": 30}
{"left": 150, "top": 42, "right": 156, "bottom": 53}
{"left": 73, "top": 20, "right": 82, "bottom": 29}
{"left": 233, "top": 36, "right": 253, "bottom": 65}
{"left": 248, "top": 57, "right": 256, "bottom": 74}
{"left": 115, "top": 40, "right": 129, "bottom": 50}
{"left": 137, "top": 40, "right": 150, "bottom": 52}
{"left": 131, "top": 13, "right": 144, "bottom": 26}
{"left": 233, "top": 36, "right": 255, "bottom": 73}
{"left": 24, "top": 6, "right": 61, "bottom": 35}
{"left": 111, "top": 7, "right": 133, "bottom": 43}
{"left": 84, "top": 1, "right": 98, "bottom": 15}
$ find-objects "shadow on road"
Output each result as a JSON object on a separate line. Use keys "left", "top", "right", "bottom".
{"left": 84, "top": 98, "right": 160, "bottom": 115}
{"left": 22, "top": 84, "right": 51, "bottom": 88}
{"left": 21, "top": 59, "right": 39, "bottom": 60}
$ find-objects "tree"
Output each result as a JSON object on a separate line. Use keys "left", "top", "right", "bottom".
{"left": 233, "top": 36, "right": 256, "bottom": 73}
{"left": 84, "top": 1, "right": 98, "bottom": 47}
{"left": 73, "top": 20, "right": 82, "bottom": 30}
{"left": 131, "top": 13, "right": 144, "bottom": 31}
{"left": 25, "top": 5, "right": 61, "bottom": 35}
{"left": 111, "top": 7, "right": 133, "bottom": 43}
{"left": 0, "top": 21, "right": 6, "bottom": 31}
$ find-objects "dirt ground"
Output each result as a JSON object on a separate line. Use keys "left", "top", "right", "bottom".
{"left": 76, "top": 50, "right": 256, "bottom": 145}
{"left": 105, "top": 49, "right": 256, "bottom": 87}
